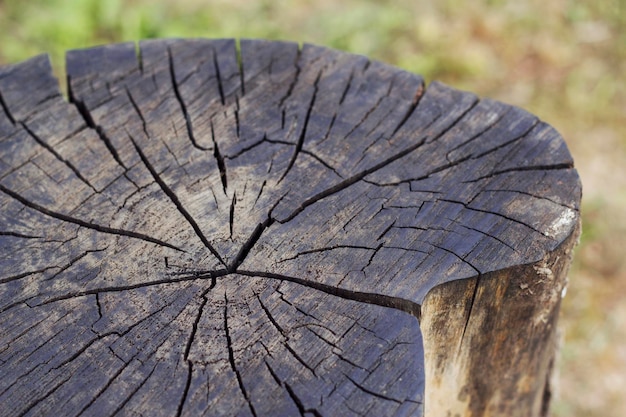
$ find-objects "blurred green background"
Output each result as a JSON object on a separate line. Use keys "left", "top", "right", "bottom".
{"left": 1, "top": 0, "right": 624, "bottom": 415}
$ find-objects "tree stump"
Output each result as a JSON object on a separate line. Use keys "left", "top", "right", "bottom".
{"left": 0, "top": 39, "right": 581, "bottom": 417}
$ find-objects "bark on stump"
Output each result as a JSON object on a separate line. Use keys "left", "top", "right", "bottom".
{"left": 0, "top": 39, "right": 581, "bottom": 417}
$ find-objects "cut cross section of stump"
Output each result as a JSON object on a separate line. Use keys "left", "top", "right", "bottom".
{"left": 0, "top": 39, "right": 581, "bottom": 417}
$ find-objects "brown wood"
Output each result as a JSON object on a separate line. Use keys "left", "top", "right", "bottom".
{"left": 0, "top": 39, "right": 581, "bottom": 416}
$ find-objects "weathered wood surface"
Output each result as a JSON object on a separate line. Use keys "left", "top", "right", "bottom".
{"left": 0, "top": 39, "right": 581, "bottom": 416}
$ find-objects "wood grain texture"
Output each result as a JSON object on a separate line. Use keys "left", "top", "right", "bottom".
{"left": 0, "top": 39, "right": 581, "bottom": 416}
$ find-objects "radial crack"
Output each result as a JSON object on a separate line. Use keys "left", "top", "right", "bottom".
{"left": 20, "top": 122, "right": 97, "bottom": 192}
{"left": 481, "top": 188, "right": 576, "bottom": 210}
{"left": 224, "top": 135, "right": 267, "bottom": 160}
{"left": 73, "top": 359, "right": 124, "bottom": 415}
{"left": 469, "top": 118, "right": 539, "bottom": 161}
{"left": 278, "top": 46, "right": 302, "bottom": 107}
{"left": 184, "top": 285, "right": 213, "bottom": 361}
{"left": 67, "top": 81, "right": 127, "bottom": 169}
{"left": 444, "top": 104, "right": 512, "bottom": 162}
{"left": 255, "top": 292, "right": 286, "bottom": 336}
{"left": 110, "top": 362, "right": 159, "bottom": 416}
{"left": 284, "top": 383, "right": 322, "bottom": 417}
{"left": 15, "top": 372, "right": 73, "bottom": 416}
{"left": 278, "top": 70, "right": 321, "bottom": 183}
{"left": 448, "top": 219, "right": 516, "bottom": 252}
{"left": 280, "top": 137, "right": 428, "bottom": 224}
{"left": 0, "top": 89, "right": 16, "bottom": 124}
{"left": 176, "top": 361, "right": 193, "bottom": 417}
{"left": 229, "top": 217, "right": 274, "bottom": 272}
{"left": 464, "top": 163, "right": 574, "bottom": 183}
{"left": 459, "top": 275, "right": 481, "bottom": 352}
{"left": 338, "top": 66, "right": 356, "bottom": 105}
{"left": 428, "top": 242, "right": 481, "bottom": 276}
{"left": 342, "top": 74, "right": 397, "bottom": 141}
{"left": 390, "top": 82, "right": 425, "bottom": 137}
{"left": 283, "top": 342, "right": 316, "bottom": 376}
{"left": 210, "top": 120, "right": 228, "bottom": 193}
{"left": 237, "top": 270, "right": 421, "bottom": 319}
{"left": 167, "top": 46, "right": 210, "bottom": 152}
{"left": 300, "top": 149, "right": 342, "bottom": 178}
{"left": 32, "top": 269, "right": 228, "bottom": 308}
{"left": 0, "top": 266, "right": 56, "bottom": 285}
{"left": 128, "top": 133, "right": 225, "bottom": 265}
{"left": 50, "top": 334, "right": 102, "bottom": 371}
{"left": 345, "top": 374, "right": 402, "bottom": 404}
{"left": 277, "top": 245, "right": 375, "bottom": 264}
{"left": 224, "top": 292, "right": 258, "bottom": 417}
{"left": 264, "top": 360, "right": 282, "bottom": 386}
{"left": 253, "top": 180, "right": 266, "bottom": 208}
{"left": 0, "top": 183, "right": 183, "bottom": 252}
{"left": 211, "top": 46, "right": 226, "bottom": 105}
{"left": 176, "top": 284, "right": 215, "bottom": 417}
{"left": 229, "top": 192, "right": 237, "bottom": 239}
{"left": 440, "top": 198, "right": 552, "bottom": 239}
{"left": 234, "top": 95, "right": 240, "bottom": 137}
{"left": 236, "top": 40, "right": 245, "bottom": 96}
{"left": 125, "top": 88, "right": 150, "bottom": 139}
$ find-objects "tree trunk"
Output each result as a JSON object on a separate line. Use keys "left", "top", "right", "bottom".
{"left": 0, "top": 39, "right": 581, "bottom": 416}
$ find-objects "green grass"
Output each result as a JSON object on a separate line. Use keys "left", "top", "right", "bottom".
{"left": 1, "top": 0, "right": 625, "bottom": 415}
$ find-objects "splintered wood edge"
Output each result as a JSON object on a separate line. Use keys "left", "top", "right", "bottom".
{"left": 421, "top": 223, "right": 580, "bottom": 417}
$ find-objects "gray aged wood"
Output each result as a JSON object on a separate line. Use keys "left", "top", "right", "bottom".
{"left": 0, "top": 39, "right": 581, "bottom": 416}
